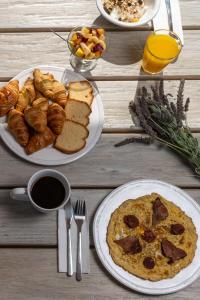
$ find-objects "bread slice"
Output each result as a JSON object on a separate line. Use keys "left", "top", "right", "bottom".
{"left": 68, "top": 81, "right": 94, "bottom": 107}
{"left": 65, "top": 99, "right": 91, "bottom": 127}
{"left": 55, "top": 120, "right": 89, "bottom": 154}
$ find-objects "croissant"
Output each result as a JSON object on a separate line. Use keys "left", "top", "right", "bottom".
{"left": 33, "top": 69, "right": 68, "bottom": 107}
{"left": 32, "top": 91, "right": 49, "bottom": 112}
{"left": 16, "top": 78, "right": 36, "bottom": 112}
{"left": 47, "top": 103, "right": 65, "bottom": 135}
{"left": 0, "top": 80, "right": 19, "bottom": 116}
{"left": 24, "top": 107, "right": 47, "bottom": 132}
{"left": 8, "top": 109, "right": 29, "bottom": 147}
{"left": 25, "top": 126, "right": 55, "bottom": 155}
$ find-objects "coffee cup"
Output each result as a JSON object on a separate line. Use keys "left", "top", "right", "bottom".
{"left": 10, "top": 169, "right": 71, "bottom": 213}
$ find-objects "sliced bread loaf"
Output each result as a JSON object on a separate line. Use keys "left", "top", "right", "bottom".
{"left": 65, "top": 99, "right": 91, "bottom": 127}
{"left": 55, "top": 120, "right": 89, "bottom": 154}
{"left": 68, "top": 81, "right": 94, "bottom": 106}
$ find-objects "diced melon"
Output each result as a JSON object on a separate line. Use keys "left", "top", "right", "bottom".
{"left": 91, "top": 29, "right": 97, "bottom": 36}
{"left": 87, "top": 42, "right": 95, "bottom": 50}
{"left": 98, "top": 40, "right": 106, "bottom": 50}
{"left": 75, "top": 47, "right": 84, "bottom": 58}
{"left": 99, "top": 34, "right": 105, "bottom": 41}
{"left": 89, "top": 36, "right": 99, "bottom": 43}
{"left": 80, "top": 42, "right": 91, "bottom": 56}
{"left": 71, "top": 33, "right": 77, "bottom": 41}
{"left": 87, "top": 52, "right": 95, "bottom": 60}
{"left": 81, "top": 27, "right": 90, "bottom": 35}
{"left": 69, "top": 40, "right": 75, "bottom": 48}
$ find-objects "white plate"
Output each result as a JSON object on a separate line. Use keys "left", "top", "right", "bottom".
{"left": 93, "top": 180, "right": 200, "bottom": 295}
{"left": 0, "top": 65, "right": 104, "bottom": 165}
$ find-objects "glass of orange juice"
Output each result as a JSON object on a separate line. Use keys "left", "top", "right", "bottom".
{"left": 142, "top": 30, "right": 182, "bottom": 74}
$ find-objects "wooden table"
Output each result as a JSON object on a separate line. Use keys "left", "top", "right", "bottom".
{"left": 1, "top": 1, "right": 200, "bottom": 299}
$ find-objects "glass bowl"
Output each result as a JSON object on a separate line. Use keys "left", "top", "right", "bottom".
{"left": 67, "top": 25, "right": 106, "bottom": 72}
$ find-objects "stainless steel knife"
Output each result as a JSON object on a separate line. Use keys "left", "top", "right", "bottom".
{"left": 65, "top": 199, "right": 74, "bottom": 276}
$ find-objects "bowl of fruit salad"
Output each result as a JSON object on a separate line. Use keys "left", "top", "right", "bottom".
{"left": 68, "top": 26, "right": 106, "bottom": 72}
{"left": 96, "top": 0, "right": 160, "bottom": 28}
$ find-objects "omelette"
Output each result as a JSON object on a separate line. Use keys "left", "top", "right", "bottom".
{"left": 107, "top": 193, "right": 197, "bottom": 281}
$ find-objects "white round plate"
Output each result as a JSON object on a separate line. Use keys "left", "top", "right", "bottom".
{"left": 93, "top": 179, "right": 200, "bottom": 295}
{"left": 0, "top": 65, "right": 104, "bottom": 165}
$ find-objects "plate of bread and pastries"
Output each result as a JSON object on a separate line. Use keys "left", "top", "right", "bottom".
{"left": 0, "top": 65, "right": 104, "bottom": 165}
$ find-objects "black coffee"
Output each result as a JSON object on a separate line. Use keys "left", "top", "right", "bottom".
{"left": 31, "top": 176, "right": 66, "bottom": 209}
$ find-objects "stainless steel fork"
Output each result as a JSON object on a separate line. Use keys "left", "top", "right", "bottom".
{"left": 74, "top": 200, "right": 86, "bottom": 281}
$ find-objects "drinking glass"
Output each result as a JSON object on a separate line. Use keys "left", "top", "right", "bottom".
{"left": 142, "top": 29, "right": 182, "bottom": 74}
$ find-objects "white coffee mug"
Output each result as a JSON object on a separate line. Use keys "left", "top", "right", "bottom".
{"left": 10, "top": 169, "right": 71, "bottom": 213}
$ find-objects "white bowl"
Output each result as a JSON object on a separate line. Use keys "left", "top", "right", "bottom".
{"left": 96, "top": 0, "right": 161, "bottom": 28}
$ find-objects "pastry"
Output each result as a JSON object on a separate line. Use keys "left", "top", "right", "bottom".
{"left": 107, "top": 193, "right": 197, "bottom": 281}
{"left": 16, "top": 78, "right": 36, "bottom": 112}
{"left": 33, "top": 69, "right": 68, "bottom": 107}
{"left": 25, "top": 126, "right": 55, "bottom": 155}
{"left": 0, "top": 80, "right": 19, "bottom": 116}
{"left": 47, "top": 103, "right": 65, "bottom": 135}
{"left": 32, "top": 95, "right": 49, "bottom": 112}
{"left": 24, "top": 107, "right": 47, "bottom": 133}
{"left": 8, "top": 109, "right": 29, "bottom": 146}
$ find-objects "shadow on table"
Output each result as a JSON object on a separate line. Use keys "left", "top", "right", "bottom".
{"left": 93, "top": 16, "right": 149, "bottom": 66}
{"left": 91, "top": 248, "right": 145, "bottom": 296}
{"left": 129, "top": 68, "right": 164, "bottom": 127}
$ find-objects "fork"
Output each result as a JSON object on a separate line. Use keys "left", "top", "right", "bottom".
{"left": 74, "top": 200, "right": 86, "bottom": 281}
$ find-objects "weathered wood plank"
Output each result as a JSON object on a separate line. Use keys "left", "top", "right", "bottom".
{"left": 0, "top": 247, "right": 199, "bottom": 299}
{"left": 0, "top": 189, "right": 199, "bottom": 246}
{"left": 0, "top": 0, "right": 199, "bottom": 29}
{"left": 0, "top": 133, "right": 200, "bottom": 188}
{"left": 0, "top": 31, "right": 199, "bottom": 78}
{"left": 1, "top": 80, "right": 199, "bottom": 130}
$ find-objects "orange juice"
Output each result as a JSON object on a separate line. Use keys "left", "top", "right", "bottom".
{"left": 142, "top": 30, "right": 182, "bottom": 74}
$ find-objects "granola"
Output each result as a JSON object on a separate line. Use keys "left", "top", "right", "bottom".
{"left": 103, "top": 0, "right": 146, "bottom": 23}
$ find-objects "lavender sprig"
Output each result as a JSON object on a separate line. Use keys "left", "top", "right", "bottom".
{"left": 118, "top": 80, "right": 200, "bottom": 176}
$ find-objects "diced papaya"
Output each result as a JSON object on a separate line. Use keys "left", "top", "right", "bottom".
{"left": 95, "top": 51, "right": 101, "bottom": 58}
{"left": 97, "top": 28, "right": 105, "bottom": 36}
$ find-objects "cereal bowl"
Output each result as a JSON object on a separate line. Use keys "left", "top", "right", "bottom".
{"left": 96, "top": 0, "right": 161, "bottom": 28}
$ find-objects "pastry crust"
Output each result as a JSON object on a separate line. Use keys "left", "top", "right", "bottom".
{"left": 107, "top": 193, "right": 197, "bottom": 281}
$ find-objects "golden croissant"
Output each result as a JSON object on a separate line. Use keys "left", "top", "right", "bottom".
{"left": 0, "top": 80, "right": 19, "bottom": 116}
{"left": 47, "top": 103, "right": 65, "bottom": 135}
{"left": 25, "top": 127, "right": 55, "bottom": 155}
{"left": 24, "top": 107, "right": 47, "bottom": 132}
{"left": 33, "top": 69, "right": 68, "bottom": 107}
{"left": 8, "top": 109, "right": 29, "bottom": 147}
{"left": 32, "top": 91, "right": 49, "bottom": 112}
{"left": 16, "top": 78, "right": 36, "bottom": 112}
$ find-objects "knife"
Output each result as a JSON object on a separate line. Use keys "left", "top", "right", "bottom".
{"left": 65, "top": 199, "right": 74, "bottom": 276}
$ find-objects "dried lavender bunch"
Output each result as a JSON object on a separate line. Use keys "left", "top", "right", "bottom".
{"left": 129, "top": 80, "right": 200, "bottom": 175}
